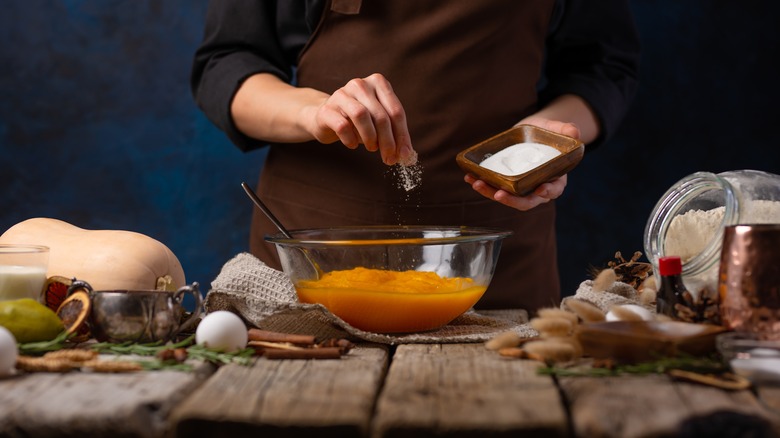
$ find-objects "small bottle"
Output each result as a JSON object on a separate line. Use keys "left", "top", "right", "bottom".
{"left": 656, "top": 256, "right": 687, "bottom": 319}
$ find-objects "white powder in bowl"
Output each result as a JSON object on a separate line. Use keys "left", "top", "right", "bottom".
{"left": 479, "top": 142, "right": 561, "bottom": 176}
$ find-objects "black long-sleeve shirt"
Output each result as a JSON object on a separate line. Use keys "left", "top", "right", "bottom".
{"left": 191, "top": 0, "right": 640, "bottom": 151}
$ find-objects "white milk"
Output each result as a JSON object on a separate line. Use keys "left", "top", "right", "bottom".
{"left": 0, "top": 265, "right": 47, "bottom": 301}
{"left": 480, "top": 142, "right": 561, "bottom": 176}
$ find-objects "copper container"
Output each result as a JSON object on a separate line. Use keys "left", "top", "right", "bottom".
{"left": 719, "top": 224, "right": 780, "bottom": 339}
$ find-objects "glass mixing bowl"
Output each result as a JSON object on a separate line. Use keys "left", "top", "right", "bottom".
{"left": 266, "top": 226, "right": 511, "bottom": 333}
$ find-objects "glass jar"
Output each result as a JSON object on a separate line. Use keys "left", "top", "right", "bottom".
{"left": 644, "top": 169, "right": 780, "bottom": 296}
{"left": 0, "top": 244, "right": 49, "bottom": 302}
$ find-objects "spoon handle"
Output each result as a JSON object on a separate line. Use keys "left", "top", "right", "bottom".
{"left": 241, "top": 182, "right": 293, "bottom": 239}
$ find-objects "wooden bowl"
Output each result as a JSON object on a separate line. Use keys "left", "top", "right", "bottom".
{"left": 577, "top": 321, "right": 727, "bottom": 364}
{"left": 456, "top": 125, "right": 584, "bottom": 196}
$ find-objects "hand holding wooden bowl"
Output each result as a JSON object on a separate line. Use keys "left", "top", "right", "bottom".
{"left": 456, "top": 124, "right": 584, "bottom": 196}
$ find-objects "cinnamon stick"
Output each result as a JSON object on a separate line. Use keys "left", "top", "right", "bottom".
{"left": 247, "top": 329, "right": 316, "bottom": 346}
{"left": 248, "top": 340, "right": 305, "bottom": 351}
{"left": 317, "top": 338, "right": 356, "bottom": 354}
{"left": 262, "top": 347, "right": 343, "bottom": 360}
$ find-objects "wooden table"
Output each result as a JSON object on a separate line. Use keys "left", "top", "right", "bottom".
{"left": 2, "top": 342, "right": 780, "bottom": 437}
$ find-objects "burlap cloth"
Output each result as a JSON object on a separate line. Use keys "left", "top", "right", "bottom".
{"left": 204, "top": 253, "right": 648, "bottom": 344}
{"left": 564, "top": 279, "right": 652, "bottom": 313}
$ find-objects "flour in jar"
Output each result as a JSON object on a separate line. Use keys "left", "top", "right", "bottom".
{"left": 479, "top": 143, "right": 561, "bottom": 176}
{"left": 665, "top": 200, "right": 780, "bottom": 263}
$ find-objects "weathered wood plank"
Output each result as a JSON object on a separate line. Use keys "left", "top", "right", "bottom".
{"left": 675, "top": 381, "right": 780, "bottom": 436}
{"left": 0, "top": 363, "right": 215, "bottom": 438}
{"left": 560, "top": 374, "right": 780, "bottom": 438}
{"left": 560, "top": 374, "right": 689, "bottom": 438}
{"left": 170, "top": 344, "right": 389, "bottom": 438}
{"left": 756, "top": 385, "right": 780, "bottom": 415}
{"left": 372, "top": 344, "right": 568, "bottom": 438}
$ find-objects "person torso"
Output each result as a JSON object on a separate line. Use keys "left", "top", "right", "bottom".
{"left": 261, "top": 0, "right": 555, "bottom": 215}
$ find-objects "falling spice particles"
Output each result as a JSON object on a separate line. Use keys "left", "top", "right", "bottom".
{"left": 391, "top": 149, "right": 422, "bottom": 193}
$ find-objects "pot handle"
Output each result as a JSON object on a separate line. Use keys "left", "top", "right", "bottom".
{"left": 66, "top": 279, "right": 94, "bottom": 297}
{"left": 174, "top": 282, "right": 203, "bottom": 333}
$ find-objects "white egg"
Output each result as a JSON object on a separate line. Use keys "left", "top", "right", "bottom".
{"left": 0, "top": 325, "right": 18, "bottom": 377}
{"left": 605, "top": 304, "right": 655, "bottom": 322}
{"left": 196, "top": 311, "right": 248, "bottom": 353}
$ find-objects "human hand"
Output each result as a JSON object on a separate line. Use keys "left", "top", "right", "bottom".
{"left": 464, "top": 117, "right": 580, "bottom": 211}
{"left": 308, "top": 73, "right": 415, "bottom": 166}
{"left": 465, "top": 173, "right": 568, "bottom": 211}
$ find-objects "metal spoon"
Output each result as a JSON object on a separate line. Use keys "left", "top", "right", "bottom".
{"left": 241, "top": 182, "right": 321, "bottom": 278}
{"left": 241, "top": 182, "right": 293, "bottom": 239}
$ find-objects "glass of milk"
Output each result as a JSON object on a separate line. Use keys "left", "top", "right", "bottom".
{"left": 0, "top": 245, "right": 49, "bottom": 302}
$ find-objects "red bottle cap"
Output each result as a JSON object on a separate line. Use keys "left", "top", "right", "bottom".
{"left": 658, "top": 256, "right": 682, "bottom": 276}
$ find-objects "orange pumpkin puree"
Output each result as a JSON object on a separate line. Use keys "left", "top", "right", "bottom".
{"left": 296, "top": 267, "right": 486, "bottom": 333}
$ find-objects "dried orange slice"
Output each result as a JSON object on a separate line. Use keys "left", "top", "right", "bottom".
{"left": 43, "top": 276, "right": 73, "bottom": 312}
{"left": 56, "top": 290, "right": 92, "bottom": 342}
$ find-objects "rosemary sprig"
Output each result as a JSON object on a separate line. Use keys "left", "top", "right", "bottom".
{"left": 18, "top": 331, "right": 254, "bottom": 371}
{"left": 185, "top": 344, "right": 255, "bottom": 366}
{"left": 539, "top": 355, "right": 728, "bottom": 377}
{"left": 90, "top": 334, "right": 255, "bottom": 368}
{"left": 90, "top": 335, "right": 195, "bottom": 356}
{"left": 17, "top": 331, "right": 74, "bottom": 355}
{"left": 137, "top": 360, "right": 194, "bottom": 372}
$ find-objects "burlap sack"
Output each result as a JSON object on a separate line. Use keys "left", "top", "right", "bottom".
{"left": 204, "top": 253, "right": 537, "bottom": 344}
{"left": 563, "top": 279, "right": 655, "bottom": 315}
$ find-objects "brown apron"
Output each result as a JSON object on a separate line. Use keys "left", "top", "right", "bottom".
{"left": 251, "top": 0, "right": 559, "bottom": 312}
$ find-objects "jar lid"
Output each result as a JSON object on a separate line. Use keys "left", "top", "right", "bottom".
{"left": 658, "top": 256, "right": 682, "bottom": 276}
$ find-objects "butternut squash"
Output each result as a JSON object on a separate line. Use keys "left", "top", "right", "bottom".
{"left": 0, "top": 218, "right": 185, "bottom": 291}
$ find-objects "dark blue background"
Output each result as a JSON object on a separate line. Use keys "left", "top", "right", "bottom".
{"left": 2, "top": 1, "right": 779, "bottom": 299}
